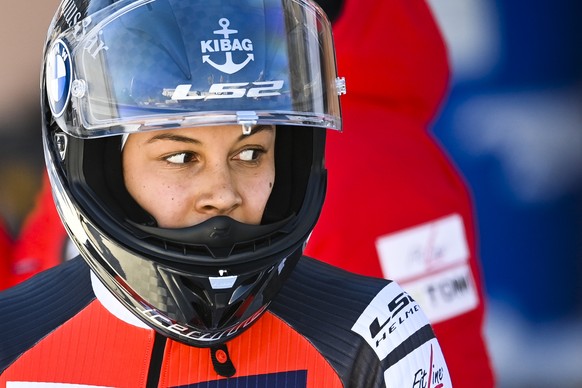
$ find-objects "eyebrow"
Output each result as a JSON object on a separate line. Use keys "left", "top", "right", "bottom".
{"left": 146, "top": 125, "right": 274, "bottom": 145}
{"left": 147, "top": 133, "right": 200, "bottom": 145}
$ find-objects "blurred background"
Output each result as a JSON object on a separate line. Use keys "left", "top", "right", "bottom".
{"left": 1, "top": 0, "right": 581, "bottom": 386}
{"left": 427, "top": 0, "right": 582, "bottom": 386}
{"left": 0, "top": 0, "right": 59, "bottom": 234}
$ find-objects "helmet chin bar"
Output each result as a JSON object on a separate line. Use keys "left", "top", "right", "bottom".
{"left": 82, "top": 217, "right": 301, "bottom": 347}
{"left": 128, "top": 214, "right": 295, "bottom": 259}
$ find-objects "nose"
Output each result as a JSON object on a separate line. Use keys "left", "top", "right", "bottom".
{"left": 194, "top": 163, "right": 242, "bottom": 216}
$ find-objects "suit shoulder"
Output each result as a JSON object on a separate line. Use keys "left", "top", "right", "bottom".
{"left": 0, "top": 257, "right": 94, "bottom": 372}
{"left": 271, "top": 256, "right": 446, "bottom": 388}
{"left": 291, "top": 255, "right": 391, "bottom": 293}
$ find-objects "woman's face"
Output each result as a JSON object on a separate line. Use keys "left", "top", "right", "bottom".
{"left": 123, "top": 124, "right": 276, "bottom": 228}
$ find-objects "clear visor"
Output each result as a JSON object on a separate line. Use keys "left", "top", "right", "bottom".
{"left": 45, "top": 0, "right": 344, "bottom": 138}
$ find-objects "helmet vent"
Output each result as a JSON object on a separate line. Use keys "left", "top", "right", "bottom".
{"left": 178, "top": 276, "right": 213, "bottom": 327}
{"left": 162, "top": 239, "right": 213, "bottom": 257}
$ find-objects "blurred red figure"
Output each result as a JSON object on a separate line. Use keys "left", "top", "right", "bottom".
{"left": 9, "top": 173, "right": 70, "bottom": 288}
{"left": 0, "top": 219, "right": 13, "bottom": 290}
{"left": 305, "top": 0, "right": 495, "bottom": 386}
{"left": 8, "top": 0, "right": 494, "bottom": 385}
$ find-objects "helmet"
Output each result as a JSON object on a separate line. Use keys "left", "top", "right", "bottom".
{"left": 42, "top": 0, "right": 345, "bottom": 347}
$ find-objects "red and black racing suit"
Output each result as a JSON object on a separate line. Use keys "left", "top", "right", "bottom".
{"left": 0, "top": 256, "right": 451, "bottom": 387}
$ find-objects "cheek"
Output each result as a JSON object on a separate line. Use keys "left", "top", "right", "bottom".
{"left": 244, "top": 170, "right": 275, "bottom": 214}
{"left": 125, "top": 169, "right": 190, "bottom": 226}
{"left": 151, "top": 194, "right": 191, "bottom": 228}
{"left": 259, "top": 176, "right": 275, "bottom": 204}
{"left": 123, "top": 145, "right": 194, "bottom": 227}
{"left": 149, "top": 187, "right": 194, "bottom": 227}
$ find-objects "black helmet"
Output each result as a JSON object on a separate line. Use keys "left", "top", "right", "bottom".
{"left": 42, "top": 0, "right": 345, "bottom": 347}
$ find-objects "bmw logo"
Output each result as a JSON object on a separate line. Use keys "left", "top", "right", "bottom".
{"left": 46, "top": 39, "right": 72, "bottom": 117}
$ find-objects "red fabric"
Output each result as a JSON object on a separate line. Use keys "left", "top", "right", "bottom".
{"left": 163, "top": 312, "right": 342, "bottom": 387}
{"left": 0, "top": 300, "right": 156, "bottom": 386}
{"left": 0, "top": 218, "right": 13, "bottom": 290}
{"left": 304, "top": 0, "right": 495, "bottom": 386}
{"left": 9, "top": 173, "right": 69, "bottom": 288}
{"left": 0, "top": 304, "right": 342, "bottom": 387}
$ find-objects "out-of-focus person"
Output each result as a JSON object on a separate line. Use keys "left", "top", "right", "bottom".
{"left": 305, "top": 0, "right": 495, "bottom": 386}
{"left": 8, "top": 174, "right": 71, "bottom": 288}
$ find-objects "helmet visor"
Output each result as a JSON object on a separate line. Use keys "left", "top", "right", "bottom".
{"left": 46, "top": 0, "right": 343, "bottom": 138}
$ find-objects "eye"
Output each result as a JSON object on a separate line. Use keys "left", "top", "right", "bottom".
{"left": 237, "top": 148, "right": 264, "bottom": 162}
{"left": 165, "top": 152, "right": 196, "bottom": 165}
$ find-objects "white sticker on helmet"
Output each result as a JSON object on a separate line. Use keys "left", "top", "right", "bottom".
{"left": 201, "top": 18, "right": 255, "bottom": 75}
{"left": 209, "top": 275, "right": 238, "bottom": 290}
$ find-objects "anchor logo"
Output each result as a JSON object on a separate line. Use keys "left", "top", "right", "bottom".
{"left": 200, "top": 18, "right": 255, "bottom": 75}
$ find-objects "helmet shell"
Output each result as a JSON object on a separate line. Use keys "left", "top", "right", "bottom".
{"left": 42, "top": 0, "right": 342, "bottom": 347}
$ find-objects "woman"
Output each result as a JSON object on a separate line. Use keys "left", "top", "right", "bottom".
{"left": 0, "top": 0, "right": 451, "bottom": 386}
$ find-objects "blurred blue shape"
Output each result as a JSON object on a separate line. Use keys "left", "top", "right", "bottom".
{"left": 427, "top": 1, "right": 582, "bottom": 384}
{"left": 429, "top": 0, "right": 582, "bottom": 322}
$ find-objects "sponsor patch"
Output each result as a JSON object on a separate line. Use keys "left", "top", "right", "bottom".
{"left": 375, "top": 214, "right": 469, "bottom": 281}
{"left": 375, "top": 214, "right": 480, "bottom": 322}
{"left": 400, "top": 264, "right": 479, "bottom": 324}
{"left": 7, "top": 371, "right": 307, "bottom": 388}
{"left": 351, "top": 282, "right": 429, "bottom": 360}
{"left": 177, "top": 370, "right": 306, "bottom": 387}
{"left": 384, "top": 338, "right": 452, "bottom": 388}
